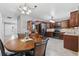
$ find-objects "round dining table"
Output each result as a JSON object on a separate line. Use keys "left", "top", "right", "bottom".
{"left": 4, "top": 35, "right": 43, "bottom": 56}
{"left": 4, "top": 38, "right": 35, "bottom": 53}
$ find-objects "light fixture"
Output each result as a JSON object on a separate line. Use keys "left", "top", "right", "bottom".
{"left": 49, "top": 16, "right": 55, "bottom": 23}
{"left": 23, "top": 6, "right": 27, "bottom": 10}
{"left": 49, "top": 20, "right": 55, "bottom": 23}
{"left": 21, "top": 11, "right": 25, "bottom": 14}
{"left": 18, "top": 3, "right": 37, "bottom": 15}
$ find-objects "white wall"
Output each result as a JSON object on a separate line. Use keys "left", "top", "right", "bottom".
{"left": 3, "top": 18, "right": 17, "bottom": 37}
{"left": 0, "top": 13, "right": 17, "bottom": 42}
{"left": 17, "top": 15, "right": 34, "bottom": 34}
{"left": 0, "top": 13, "right": 3, "bottom": 42}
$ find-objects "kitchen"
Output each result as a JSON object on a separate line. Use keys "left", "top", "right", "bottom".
{"left": 26, "top": 4, "right": 79, "bottom": 54}
{"left": 0, "top": 3, "right": 79, "bottom": 56}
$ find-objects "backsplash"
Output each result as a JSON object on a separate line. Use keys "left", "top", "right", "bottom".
{"left": 60, "top": 27, "right": 79, "bottom": 35}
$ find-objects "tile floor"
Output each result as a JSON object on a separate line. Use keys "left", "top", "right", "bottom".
{"left": 46, "top": 38, "right": 78, "bottom": 56}
{"left": 0, "top": 38, "right": 78, "bottom": 56}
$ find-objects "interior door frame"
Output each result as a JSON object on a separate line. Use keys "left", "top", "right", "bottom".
{"left": 4, "top": 22, "right": 16, "bottom": 37}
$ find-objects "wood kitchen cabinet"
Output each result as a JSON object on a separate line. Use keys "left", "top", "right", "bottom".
{"left": 47, "top": 22, "right": 55, "bottom": 29}
{"left": 50, "top": 22, "right": 55, "bottom": 28}
{"left": 60, "top": 32, "right": 65, "bottom": 39}
{"left": 35, "top": 23, "right": 41, "bottom": 34}
{"left": 69, "top": 10, "right": 79, "bottom": 27}
{"left": 63, "top": 35, "right": 79, "bottom": 52}
{"left": 27, "top": 20, "right": 32, "bottom": 32}
{"left": 61, "top": 20, "right": 69, "bottom": 28}
{"left": 46, "top": 32, "right": 53, "bottom": 37}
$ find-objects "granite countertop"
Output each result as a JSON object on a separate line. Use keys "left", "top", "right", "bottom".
{"left": 64, "top": 33, "right": 79, "bottom": 36}
{"left": 47, "top": 29, "right": 55, "bottom": 32}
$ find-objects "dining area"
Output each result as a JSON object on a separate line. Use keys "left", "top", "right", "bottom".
{"left": 0, "top": 3, "right": 79, "bottom": 57}
{"left": 0, "top": 32, "right": 49, "bottom": 56}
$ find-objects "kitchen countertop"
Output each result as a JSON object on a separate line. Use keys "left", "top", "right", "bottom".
{"left": 47, "top": 29, "right": 55, "bottom": 32}
{"left": 64, "top": 34, "right": 79, "bottom": 37}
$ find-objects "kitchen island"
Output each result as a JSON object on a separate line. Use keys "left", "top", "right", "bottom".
{"left": 63, "top": 34, "right": 79, "bottom": 52}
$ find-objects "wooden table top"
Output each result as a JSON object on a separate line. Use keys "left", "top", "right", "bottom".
{"left": 4, "top": 38, "right": 34, "bottom": 52}
{"left": 29, "top": 33, "right": 43, "bottom": 43}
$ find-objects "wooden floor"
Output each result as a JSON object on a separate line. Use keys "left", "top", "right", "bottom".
{"left": 46, "top": 38, "right": 78, "bottom": 56}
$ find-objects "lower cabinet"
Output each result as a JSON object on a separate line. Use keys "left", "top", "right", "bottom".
{"left": 59, "top": 32, "right": 65, "bottom": 39}
{"left": 63, "top": 35, "right": 78, "bottom": 52}
{"left": 46, "top": 32, "right": 53, "bottom": 37}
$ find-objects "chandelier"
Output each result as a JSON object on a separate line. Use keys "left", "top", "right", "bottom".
{"left": 18, "top": 3, "right": 37, "bottom": 15}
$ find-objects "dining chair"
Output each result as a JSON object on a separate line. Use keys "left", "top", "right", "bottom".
{"left": 0, "top": 39, "right": 20, "bottom": 56}
{"left": 28, "top": 38, "right": 49, "bottom": 56}
{"left": 18, "top": 33, "right": 25, "bottom": 39}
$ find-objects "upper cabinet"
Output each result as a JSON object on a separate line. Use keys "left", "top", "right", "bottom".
{"left": 61, "top": 20, "right": 69, "bottom": 28}
{"left": 69, "top": 10, "right": 79, "bottom": 27}
{"left": 47, "top": 22, "right": 55, "bottom": 29}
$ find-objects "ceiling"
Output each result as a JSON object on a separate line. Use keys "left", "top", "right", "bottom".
{"left": 0, "top": 3, "right": 79, "bottom": 21}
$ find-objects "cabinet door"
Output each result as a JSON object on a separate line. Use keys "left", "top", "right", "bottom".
{"left": 64, "top": 35, "right": 78, "bottom": 52}
{"left": 70, "top": 12, "right": 76, "bottom": 27}
{"left": 75, "top": 12, "right": 79, "bottom": 26}
{"left": 70, "top": 11, "right": 79, "bottom": 27}
{"left": 50, "top": 23, "right": 55, "bottom": 28}
{"left": 47, "top": 22, "right": 55, "bottom": 29}
{"left": 46, "top": 32, "right": 53, "bottom": 37}
{"left": 61, "top": 20, "right": 69, "bottom": 28}
{"left": 70, "top": 36, "right": 78, "bottom": 51}
{"left": 36, "top": 24, "right": 41, "bottom": 34}
{"left": 64, "top": 35, "right": 70, "bottom": 49}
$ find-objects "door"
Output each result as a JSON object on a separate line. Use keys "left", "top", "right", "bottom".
{"left": 4, "top": 23, "right": 17, "bottom": 37}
